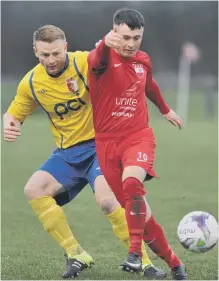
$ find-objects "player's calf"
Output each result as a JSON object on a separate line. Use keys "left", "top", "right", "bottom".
{"left": 143, "top": 216, "right": 188, "bottom": 279}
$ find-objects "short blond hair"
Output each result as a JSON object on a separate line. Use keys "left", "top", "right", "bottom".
{"left": 33, "top": 25, "right": 66, "bottom": 45}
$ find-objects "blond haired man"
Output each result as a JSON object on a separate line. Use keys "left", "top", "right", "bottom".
{"left": 3, "top": 25, "right": 166, "bottom": 279}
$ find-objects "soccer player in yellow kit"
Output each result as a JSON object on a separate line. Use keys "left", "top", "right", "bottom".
{"left": 3, "top": 25, "right": 167, "bottom": 279}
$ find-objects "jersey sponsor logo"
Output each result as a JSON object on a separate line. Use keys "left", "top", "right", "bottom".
{"left": 116, "top": 97, "right": 137, "bottom": 107}
{"left": 65, "top": 77, "right": 80, "bottom": 95}
{"left": 112, "top": 97, "right": 137, "bottom": 117}
{"left": 112, "top": 112, "right": 133, "bottom": 117}
{"left": 133, "top": 63, "right": 144, "bottom": 77}
{"left": 54, "top": 98, "right": 86, "bottom": 120}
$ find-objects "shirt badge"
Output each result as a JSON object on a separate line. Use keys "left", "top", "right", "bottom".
{"left": 133, "top": 63, "right": 144, "bottom": 78}
{"left": 65, "top": 77, "right": 79, "bottom": 95}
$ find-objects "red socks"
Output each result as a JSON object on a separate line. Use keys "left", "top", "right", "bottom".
{"left": 143, "top": 216, "right": 181, "bottom": 269}
{"left": 123, "top": 177, "right": 146, "bottom": 257}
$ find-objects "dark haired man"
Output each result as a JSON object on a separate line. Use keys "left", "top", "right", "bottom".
{"left": 88, "top": 8, "right": 187, "bottom": 280}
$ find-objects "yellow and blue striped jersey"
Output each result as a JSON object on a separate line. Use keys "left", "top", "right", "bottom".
{"left": 7, "top": 52, "right": 95, "bottom": 149}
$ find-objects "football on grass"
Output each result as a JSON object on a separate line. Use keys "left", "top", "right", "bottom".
{"left": 177, "top": 211, "right": 218, "bottom": 253}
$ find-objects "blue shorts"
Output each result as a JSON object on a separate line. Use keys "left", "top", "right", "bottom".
{"left": 38, "top": 139, "right": 102, "bottom": 206}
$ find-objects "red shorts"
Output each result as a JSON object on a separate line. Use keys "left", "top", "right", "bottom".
{"left": 95, "top": 127, "right": 157, "bottom": 207}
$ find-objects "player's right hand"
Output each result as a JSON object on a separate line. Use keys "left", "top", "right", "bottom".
{"left": 3, "top": 114, "right": 21, "bottom": 142}
{"left": 163, "top": 109, "right": 183, "bottom": 130}
{"left": 105, "top": 27, "right": 123, "bottom": 50}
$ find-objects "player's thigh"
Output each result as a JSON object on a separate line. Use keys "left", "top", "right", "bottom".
{"left": 24, "top": 154, "right": 73, "bottom": 200}
{"left": 25, "top": 154, "right": 87, "bottom": 205}
{"left": 86, "top": 155, "right": 125, "bottom": 209}
{"left": 54, "top": 179, "right": 88, "bottom": 206}
{"left": 39, "top": 154, "right": 88, "bottom": 206}
{"left": 24, "top": 170, "right": 63, "bottom": 200}
{"left": 95, "top": 140, "right": 122, "bottom": 188}
{"left": 122, "top": 138, "right": 157, "bottom": 181}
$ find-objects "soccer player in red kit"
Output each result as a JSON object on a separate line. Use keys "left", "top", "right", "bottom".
{"left": 88, "top": 8, "right": 187, "bottom": 280}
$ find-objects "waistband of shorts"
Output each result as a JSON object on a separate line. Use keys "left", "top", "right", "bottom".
{"left": 95, "top": 125, "right": 149, "bottom": 140}
{"left": 57, "top": 138, "right": 95, "bottom": 150}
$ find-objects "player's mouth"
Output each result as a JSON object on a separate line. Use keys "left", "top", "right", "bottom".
{"left": 125, "top": 49, "right": 136, "bottom": 54}
{"left": 47, "top": 65, "right": 57, "bottom": 71}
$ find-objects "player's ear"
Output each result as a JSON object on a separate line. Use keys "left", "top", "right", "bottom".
{"left": 64, "top": 41, "right": 68, "bottom": 52}
{"left": 33, "top": 46, "right": 39, "bottom": 58}
{"left": 113, "top": 24, "right": 118, "bottom": 32}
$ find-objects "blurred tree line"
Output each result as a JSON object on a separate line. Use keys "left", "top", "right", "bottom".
{"left": 2, "top": 1, "right": 218, "bottom": 78}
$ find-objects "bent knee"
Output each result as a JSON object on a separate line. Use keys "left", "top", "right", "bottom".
{"left": 24, "top": 170, "right": 61, "bottom": 200}
{"left": 94, "top": 175, "right": 120, "bottom": 214}
{"left": 98, "top": 196, "right": 120, "bottom": 214}
{"left": 95, "top": 189, "right": 120, "bottom": 215}
{"left": 123, "top": 177, "right": 145, "bottom": 199}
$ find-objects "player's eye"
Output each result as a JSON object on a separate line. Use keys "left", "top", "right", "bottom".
{"left": 53, "top": 52, "right": 60, "bottom": 56}
{"left": 123, "top": 36, "right": 131, "bottom": 40}
{"left": 42, "top": 53, "right": 49, "bottom": 57}
{"left": 134, "top": 36, "right": 141, "bottom": 41}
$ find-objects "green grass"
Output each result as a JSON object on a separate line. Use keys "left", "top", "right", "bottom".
{"left": 1, "top": 89, "right": 218, "bottom": 280}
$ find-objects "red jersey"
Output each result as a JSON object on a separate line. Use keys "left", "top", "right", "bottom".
{"left": 88, "top": 39, "right": 169, "bottom": 137}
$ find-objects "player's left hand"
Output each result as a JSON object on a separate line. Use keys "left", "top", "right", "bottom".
{"left": 163, "top": 109, "right": 183, "bottom": 129}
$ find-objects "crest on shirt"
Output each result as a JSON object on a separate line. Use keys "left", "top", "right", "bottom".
{"left": 65, "top": 77, "right": 79, "bottom": 95}
{"left": 133, "top": 63, "right": 144, "bottom": 78}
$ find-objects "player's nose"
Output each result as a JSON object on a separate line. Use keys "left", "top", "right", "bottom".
{"left": 48, "top": 56, "right": 56, "bottom": 64}
{"left": 128, "top": 39, "right": 136, "bottom": 47}
{"left": 127, "top": 43, "right": 135, "bottom": 49}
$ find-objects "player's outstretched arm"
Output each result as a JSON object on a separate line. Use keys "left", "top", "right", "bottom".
{"left": 3, "top": 112, "right": 21, "bottom": 142}
{"left": 88, "top": 27, "right": 122, "bottom": 72}
{"left": 88, "top": 37, "right": 110, "bottom": 72}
